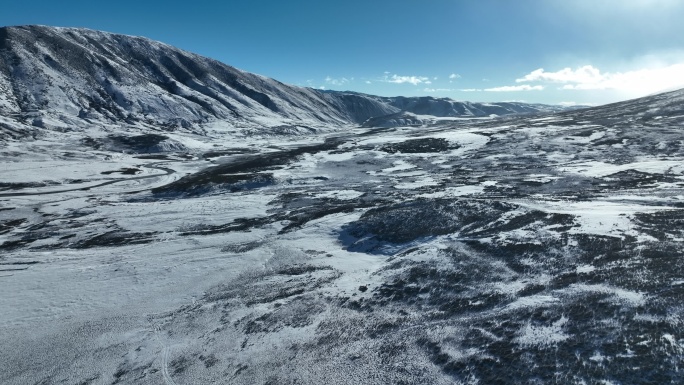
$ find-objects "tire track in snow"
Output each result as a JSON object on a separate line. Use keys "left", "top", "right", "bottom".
{"left": 153, "top": 323, "right": 178, "bottom": 385}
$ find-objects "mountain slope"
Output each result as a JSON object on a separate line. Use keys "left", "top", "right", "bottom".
{"left": 560, "top": 87, "right": 684, "bottom": 126}
{"left": 0, "top": 25, "right": 376, "bottom": 130}
{"left": 0, "top": 25, "right": 567, "bottom": 134}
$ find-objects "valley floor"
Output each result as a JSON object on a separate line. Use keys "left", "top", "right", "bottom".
{"left": 2, "top": 112, "right": 684, "bottom": 384}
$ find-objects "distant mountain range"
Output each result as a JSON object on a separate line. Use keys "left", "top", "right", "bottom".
{"left": 0, "top": 25, "right": 574, "bottom": 135}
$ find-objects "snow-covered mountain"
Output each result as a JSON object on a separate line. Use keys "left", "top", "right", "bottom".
{"left": 0, "top": 25, "right": 567, "bottom": 135}
{"left": 0, "top": 25, "right": 380, "bottom": 131}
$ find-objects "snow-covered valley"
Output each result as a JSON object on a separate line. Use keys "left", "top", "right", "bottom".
{"left": 2, "top": 25, "right": 684, "bottom": 385}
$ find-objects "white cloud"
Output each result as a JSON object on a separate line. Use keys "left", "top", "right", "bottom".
{"left": 325, "top": 76, "right": 350, "bottom": 86}
{"left": 385, "top": 74, "right": 432, "bottom": 85}
{"left": 485, "top": 85, "right": 545, "bottom": 92}
{"left": 459, "top": 88, "right": 482, "bottom": 92}
{"left": 448, "top": 73, "right": 461, "bottom": 83}
{"left": 516, "top": 66, "right": 602, "bottom": 84}
{"left": 365, "top": 80, "right": 372, "bottom": 84}
{"left": 558, "top": 101, "right": 578, "bottom": 107}
{"left": 516, "top": 63, "right": 684, "bottom": 95}
{"left": 423, "top": 88, "right": 454, "bottom": 93}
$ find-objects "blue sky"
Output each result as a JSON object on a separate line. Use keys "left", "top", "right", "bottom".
{"left": 2, "top": 0, "right": 684, "bottom": 105}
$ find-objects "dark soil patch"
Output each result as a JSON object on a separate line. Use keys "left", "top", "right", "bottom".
{"left": 180, "top": 216, "right": 273, "bottom": 236}
{"left": 0, "top": 239, "right": 34, "bottom": 251}
{"left": 379, "top": 138, "right": 456, "bottom": 154}
{"left": 340, "top": 199, "right": 513, "bottom": 250}
{"left": 276, "top": 264, "right": 332, "bottom": 276}
{"left": 108, "top": 134, "right": 168, "bottom": 153}
{"left": 0, "top": 218, "right": 27, "bottom": 234}
{"left": 152, "top": 138, "right": 343, "bottom": 197}
{"left": 154, "top": 172, "right": 275, "bottom": 198}
{"left": 594, "top": 169, "right": 677, "bottom": 189}
{"left": 0, "top": 182, "right": 55, "bottom": 191}
{"left": 593, "top": 137, "right": 624, "bottom": 146}
{"left": 70, "top": 230, "right": 156, "bottom": 249}
{"left": 201, "top": 148, "right": 256, "bottom": 159}
{"left": 134, "top": 154, "right": 169, "bottom": 160}
{"left": 278, "top": 202, "right": 361, "bottom": 233}
{"left": 199, "top": 354, "right": 219, "bottom": 368}
{"left": 341, "top": 199, "right": 575, "bottom": 253}
{"left": 101, "top": 168, "right": 141, "bottom": 175}
{"left": 221, "top": 241, "right": 264, "bottom": 253}
{"left": 633, "top": 210, "right": 684, "bottom": 241}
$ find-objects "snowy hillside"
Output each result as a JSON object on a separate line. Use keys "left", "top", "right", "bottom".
{"left": 0, "top": 25, "right": 568, "bottom": 136}
{"left": 0, "top": 25, "right": 369, "bottom": 132}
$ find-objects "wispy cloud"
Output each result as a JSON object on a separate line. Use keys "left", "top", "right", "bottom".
{"left": 516, "top": 66, "right": 602, "bottom": 84}
{"left": 385, "top": 74, "right": 432, "bottom": 85}
{"left": 484, "top": 85, "right": 545, "bottom": 92}
{"left": 448, "top": 73, "right": 461, "bottom": 83}
{"left": 459, "top": 88, "right": 482, "bottom": 92}
{"left": 325, "top": 76, "right": 351, "bottom": 86}
{"left": 516, "top": 63, "right": 684, "bottom": 94}
{"left": 423, "top": 88, "right": 454, "bottom": 93}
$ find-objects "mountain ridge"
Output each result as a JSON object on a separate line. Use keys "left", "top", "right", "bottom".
{"left": 0, "top": 25, "right": 572, "bottom": 135}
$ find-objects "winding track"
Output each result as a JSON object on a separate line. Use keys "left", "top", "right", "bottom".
{"left": 153, "top": 323, "right": 178, "bottom": 385}
{"left": 0, "top": 163, "right": 176, "bottom": 197}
